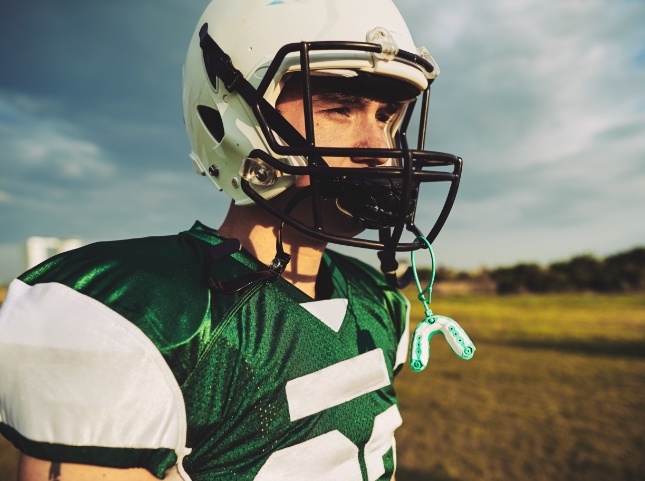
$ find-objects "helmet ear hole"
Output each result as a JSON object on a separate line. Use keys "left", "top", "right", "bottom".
{"left": 197, "top": 105, "right": 225, "bottom": 143}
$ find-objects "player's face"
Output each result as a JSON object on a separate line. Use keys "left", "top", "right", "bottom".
{"left": 274, "top": 75, "right": 408, "bottom": 237}
{"left": 276, "top": 76, "right": 406, "bottom": 181}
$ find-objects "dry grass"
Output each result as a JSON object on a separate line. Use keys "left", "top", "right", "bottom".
{"left": 395, "top": 293, "right": 645, "bottom": 481}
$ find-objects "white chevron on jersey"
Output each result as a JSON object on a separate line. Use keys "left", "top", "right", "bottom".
{"left": 299, "top": 298, "right": 348, "bottom": 332}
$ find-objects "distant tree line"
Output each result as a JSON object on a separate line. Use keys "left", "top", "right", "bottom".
{"left": 419, "top": 247, "right": 645, "bottom": 295}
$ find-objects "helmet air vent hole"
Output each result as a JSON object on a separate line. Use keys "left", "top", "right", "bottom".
{"left": 197, "top": 105, "right": 225, "bottom": 143}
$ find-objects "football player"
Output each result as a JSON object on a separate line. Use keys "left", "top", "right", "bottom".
{"left": 0, "top": 0, "right": 462, "bottom": 480}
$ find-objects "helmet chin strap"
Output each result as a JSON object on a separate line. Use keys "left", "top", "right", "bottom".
{"left": 202, "top": 189, "right": 311, "bottom": 295}
{"left": 378, "top": 226, "right": 417, "bottom": 289}
{"left": 268, "top": 217, "right": 291, "bottom": 277}
{"left": 377, "top": 228, "right": 399, "bottom": 285}
{"left": 267, "top": 186, "right": 316, "bottom": 276}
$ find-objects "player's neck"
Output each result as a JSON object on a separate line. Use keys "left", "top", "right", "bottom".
{"left": 218, "top": 203, "right": 326, "bottom": 299}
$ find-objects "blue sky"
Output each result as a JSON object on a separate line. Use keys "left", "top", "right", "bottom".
{"left": 1, "top": 0, "right": 644, "bottom": 282}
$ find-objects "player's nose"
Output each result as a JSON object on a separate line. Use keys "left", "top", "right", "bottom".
{"left": 350, "top": 120, "right": 389, "bottom": 166}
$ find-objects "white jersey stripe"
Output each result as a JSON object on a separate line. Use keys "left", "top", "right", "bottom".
{"left": 285, "top": 349, "right": 390, "bottom": 422}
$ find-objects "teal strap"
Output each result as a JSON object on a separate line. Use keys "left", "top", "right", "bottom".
{"left": 411, "top": 235, "right": 436, "bottom": 320}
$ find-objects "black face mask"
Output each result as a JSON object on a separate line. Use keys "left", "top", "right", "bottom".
{"left": 320, "top": 176, "right": 417, "bottom": 230}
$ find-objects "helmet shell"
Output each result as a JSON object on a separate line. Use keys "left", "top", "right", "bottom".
{"left": 182, "top": 0, "right": 435, "bottom": 205}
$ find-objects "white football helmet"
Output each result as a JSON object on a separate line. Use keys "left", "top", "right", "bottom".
{"left": 182, "top": 0, "right": 462, "bottom": 257}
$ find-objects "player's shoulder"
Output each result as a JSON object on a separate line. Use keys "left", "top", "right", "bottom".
{"left": 20, "top": 221, "right": 222, "bottom": 286}
{"left": 0, "top": 230, "right": 198, "bottom": 474}
{"left": 15, "top": 222, "right": 218, "bottom": 347}
{"left": 22, "top": 232, "right": 187, "bottom": 285}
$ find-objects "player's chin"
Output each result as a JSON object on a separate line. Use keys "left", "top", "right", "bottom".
{"left": 278, "top": 190, "right": 366, "bottom": 238}
{"left": 319, "top": 202, "right": 366, "bottom": 238}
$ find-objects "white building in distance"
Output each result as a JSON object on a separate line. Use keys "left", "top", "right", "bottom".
{"left": 26, "top": 236, "right": 83, "bottom": 270}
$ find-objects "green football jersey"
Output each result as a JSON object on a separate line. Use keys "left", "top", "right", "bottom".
{"left": 0, "top": 221, "right": 410, "bottom": 480}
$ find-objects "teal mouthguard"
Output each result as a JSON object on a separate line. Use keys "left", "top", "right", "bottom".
{"left": 409, "top": 236, "right": 476, "bottom": 373}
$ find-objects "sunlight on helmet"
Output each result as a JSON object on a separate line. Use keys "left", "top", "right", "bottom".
{"left": 240, "top": 156, "right": 282, "bottom": 186}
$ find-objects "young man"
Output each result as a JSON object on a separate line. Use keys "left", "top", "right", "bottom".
{"left": 0, "top": 0, "right": 462, "bottom": 479}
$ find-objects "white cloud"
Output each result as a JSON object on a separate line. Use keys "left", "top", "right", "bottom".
{"left": 13, "top": 133, "right": 112, "bottom": 179}
{"left": 393, "top": 0, "right": 645, "bottom": 267}
{"left": 0, "top": 94, "right": 114, "bottom": 180}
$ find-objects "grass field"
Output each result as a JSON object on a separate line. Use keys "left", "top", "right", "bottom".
{"left": 1, "top": 291, "right": 644, "bottom": 480}
{"left": 395, "top": 292, "right": 645, "bottom": 481}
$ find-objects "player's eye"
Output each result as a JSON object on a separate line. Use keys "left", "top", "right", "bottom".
{"left": 376, "top": 112, "right": 395, "bottom": 124}
{"left": 321, "top": 107, "right": 351, "bottom": 117}
{"left": 376, "top": 103, "right": 402, "bottom": 124}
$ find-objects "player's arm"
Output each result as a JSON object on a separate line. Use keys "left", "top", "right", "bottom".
{"left": 19, "top": 454, "right": 159, "bottom": 481}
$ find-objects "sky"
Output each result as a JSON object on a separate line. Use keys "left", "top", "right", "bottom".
{"left": 1, "top": 0, "right": 644, "bottom": 283}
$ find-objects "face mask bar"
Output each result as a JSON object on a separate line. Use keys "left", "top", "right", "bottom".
{"left": 198, "top": 24, "right": 462, "bottom": 254}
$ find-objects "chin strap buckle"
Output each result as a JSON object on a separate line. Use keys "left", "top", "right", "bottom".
{"left": 268, "top": 251, "right": 291, "bottom": 276}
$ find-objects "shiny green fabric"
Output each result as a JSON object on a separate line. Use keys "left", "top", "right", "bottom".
{"left": 13, "top": 221, "right": 408, "bottom": 480}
